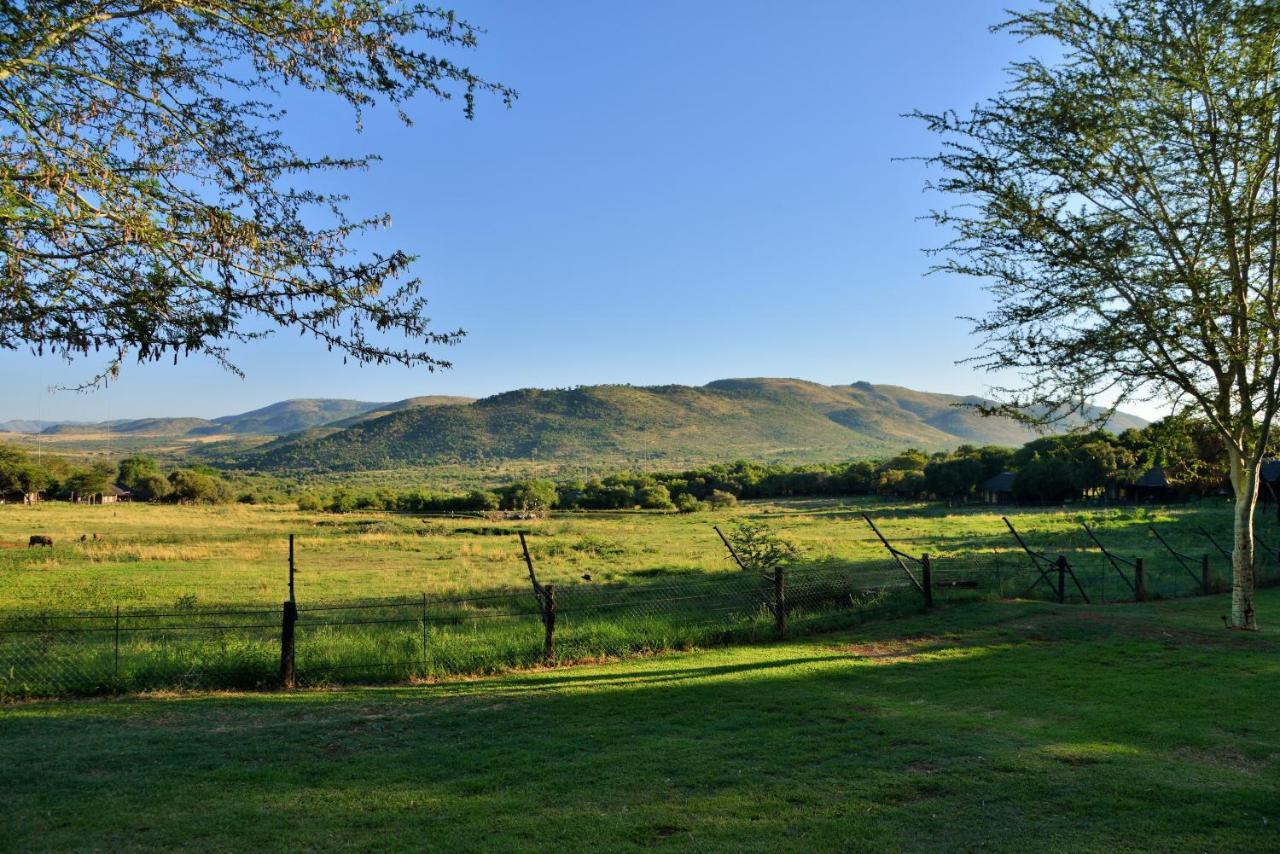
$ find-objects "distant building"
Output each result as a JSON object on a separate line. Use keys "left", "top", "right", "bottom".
{"left": 0, "top": 490, "right": 41, "bottom": 505}
{"left": 980, "top": 471, "right": 1016, "bottom": 504}
{"left": 1124, "top": 466, "right": 1172, "bottom": 503}
{"left": 75, "top": 485, "right": 130, "bottom": 505}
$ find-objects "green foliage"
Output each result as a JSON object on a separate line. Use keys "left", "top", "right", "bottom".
{"left": 724, "top": 520, "right": 800, "bottom": 573}
{"left": 3, "top": 2, "right": 513, "bottom": 384}
{"left": 117, "top": 456, "right": 161, "bottom": 491}
{"left": 167, "top": 469, "right": 233, "bottom": 505}
{"left": 0, "top": 445, "right": 54, "bottom": 496}
{"left": 674, "top": 493, "right": 705, "bottom": 513}
{"left": 503, "top": 480, "right": 557, "bottom": 513}
{"left": 62, "top": 462, "right": 117, "bottom": 498}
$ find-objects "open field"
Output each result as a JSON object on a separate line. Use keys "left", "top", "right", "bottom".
{"left": 0, "top": 498, "right": 1262, "bottom": 612}
{"left": 2, "top": 590, "right": 1278, "bottom": 851}
{"left": 3, "top": 497, "right": 1277, "bottom": 697}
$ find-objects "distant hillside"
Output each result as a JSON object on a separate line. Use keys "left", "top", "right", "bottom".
{"left": 0, "top": 420, "right": 81, "bottom": 434}
{"left": 236, "top": 378, "right": 1147, "bottom": 472}
{"left": 211, "top": 399, "right": 388, "bottom": 435}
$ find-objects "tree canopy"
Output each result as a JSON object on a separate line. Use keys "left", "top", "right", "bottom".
{"left": 916, "top": 0, "right": 1280, "bottom": 628}
{"left": 1, "top": 1, "right": 514, "bottom": 385}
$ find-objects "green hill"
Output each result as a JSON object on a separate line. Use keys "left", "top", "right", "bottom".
{"left": 211, "top": 399, "right": 388, "bottom": 435}
{"left": 235, "top": 378, "right": 1146, "bottom": 472}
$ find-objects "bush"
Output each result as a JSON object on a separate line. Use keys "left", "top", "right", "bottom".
{"left": 297, "top": 493, "right": 325, "bottom": 512}
{"left": 167, "top": 469, "right": 233, "bottom": 504}
{"left": 675, "top": 493, "right": 705, "bottom": 513}
{"left": 503, "top": 480, "right": 557, "bottom": 513}
{"left": 635, "top": 484, "right": 675, "bottom": 510}
{"left": 706, "top": 489, "right": 737, "bottom": 509}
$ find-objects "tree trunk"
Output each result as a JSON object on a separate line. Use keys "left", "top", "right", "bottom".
{"left": 1227, "top": 447, "right": 1259, "bottom": 630}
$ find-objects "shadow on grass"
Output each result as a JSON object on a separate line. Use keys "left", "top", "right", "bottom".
{"left": 3, "top": 593, "right": 1280, "bottom": 850}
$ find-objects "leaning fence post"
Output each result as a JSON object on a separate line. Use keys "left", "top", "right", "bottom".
{"left": 1056, "top": 556, "right": 1067, "bottom": 604}
{"left": 542, "top": 584, "right": 557, "bottom": 663}
{"left": 774, "top": 565, "right": 787, "bottom": 635}
{"left": 921, "top": 554, "right": 934, "bottom": 609}
{"left": 279, "top": 598, "right": 297, "bottom": 689}
{"left": 1201, "top": 554, "right": 1211, "bottom": 595}
{"left": 1134, "top": 557, "right": 1147, "bottom": 602}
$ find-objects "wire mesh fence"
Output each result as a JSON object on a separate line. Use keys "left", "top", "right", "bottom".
{"left": 0, "top": 558, "right": 921, "bottom": 700}
{"left": 6, "top": 515, "right": 1279, "bottom": 700}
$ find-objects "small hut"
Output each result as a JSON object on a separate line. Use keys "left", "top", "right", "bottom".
{"left": 980, "top": 471, "right": 1017, "bottom": 504}
{"left": 75, "top": 485, "right": 130, "bottom": 505}
{"left": 1127, "top": 466, "right": 1172, "bottom": 503}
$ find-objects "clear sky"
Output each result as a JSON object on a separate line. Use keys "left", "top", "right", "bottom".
{"left": 5, "top": 1, "right": 1146, "bottom": 423}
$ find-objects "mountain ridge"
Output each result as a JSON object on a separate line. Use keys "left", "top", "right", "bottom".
{"left": 229, "top": 378, "right": 1147, "bottom": 472}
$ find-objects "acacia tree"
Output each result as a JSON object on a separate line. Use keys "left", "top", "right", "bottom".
{"left": 916, "top": 0, "right": 1280, "bottom": 629}
{"left": 0, "top": 1, "right": 514, "bottom": 384}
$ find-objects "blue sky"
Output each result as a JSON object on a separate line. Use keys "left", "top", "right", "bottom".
{"left": 5, "top": 0, "right": 1133, "bottom": 422}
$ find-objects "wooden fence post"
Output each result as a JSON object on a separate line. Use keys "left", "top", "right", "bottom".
{"left": 1134, "top": 557, "right": 1147, "bottom": 602}
{"left": 774, "top": 565, "right": 786, "bottom": 635}
{"left": 1056, "top": 556, "right": 1067, "bottom": 604}
{"left": 542, "top": 584, "right": 557, "bottom": 663}
{"left": 921, "top": 554, "right": 934, "bottom": 609}
{"left": 113, "top": 605, "right": 120, "bottom": 681}
{"left": 279, "top": 599, "right": 297, "bottom": 689}
{"left": 421, "top": 591, "right": 428, "bottom": 668}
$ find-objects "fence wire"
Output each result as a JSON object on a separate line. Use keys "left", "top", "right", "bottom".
{"left": 6, "top": 521, "right": 1279, "bottom": 700}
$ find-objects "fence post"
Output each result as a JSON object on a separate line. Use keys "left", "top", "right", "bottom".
{"left": 1056, "top": 556, "right": 1067, "bottom": 604}
{"left": 921, "top": 554, "right": 934, "bottom": 609}
{"left": 542, "top": 584, "right": 557, "bottom": 663}
{"left": 113, "top": 605, "right": 120, "bottom": 682}
{"left": 774, "top": 565, "right": 787, "bottom": 635}
{"left": 288, "top": 533, "right": 295, "bottom": 602}
{"left": 279, "top": 599, "right": 297, "bottom": 689}
{"left": 421, "top": 591, "right": 428, "bottom": 669}
{"left": 1134, "top": 557, "right": 1147, "bottom": 602}
{"left": 1201, "top": 554, "right": 1211, "bottom": 595}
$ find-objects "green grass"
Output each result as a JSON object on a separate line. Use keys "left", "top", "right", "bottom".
{"left": 3, "top": 498, "right": 1276, "bottom": 697}
{"left": 3, "top": 590, "right": 1278, "bottom": 851}
{"left": 0, "top": 498, "right": 1261, "bottom": 611}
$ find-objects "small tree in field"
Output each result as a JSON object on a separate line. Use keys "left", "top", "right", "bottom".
{"left": 916, "top": 0, "right": 1280, "bottom": 628}
{"left": 725, "top": 520, "right": 800, "bottom": 575}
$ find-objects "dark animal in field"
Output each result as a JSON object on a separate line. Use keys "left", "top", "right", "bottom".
{"left": 80, "top": 534, "right": 87, "bottom": 543}
{"left": 581, "top": 573, "right": 592, "bottom": 582}
{"left": 28, "top": 535, "right": 53, "bottom": 548}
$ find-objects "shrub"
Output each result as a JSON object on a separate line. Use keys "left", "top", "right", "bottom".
{"left": 675, "top": 493, "right": 705, "bottom": 513}
{"left": 635, "top": 484, "right": 675, "bottom": 510}
{"left": 706, "top": 489, "right": 737, "bottom": 509}
{"left": 297, "top": 493, "right": 325, "bottom": 512}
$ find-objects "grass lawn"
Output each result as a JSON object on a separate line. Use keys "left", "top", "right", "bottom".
{"left": 2, "top": 590, "right": 1277, "bottom": 851}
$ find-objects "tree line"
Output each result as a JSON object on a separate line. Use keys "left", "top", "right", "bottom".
{"left": 294, "top": 415, "right": 1243, "bottom": 512}
{"left": 0, "top": 448, "right": 239, "bottom": 505}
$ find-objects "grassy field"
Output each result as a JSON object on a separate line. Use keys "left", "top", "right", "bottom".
{"left": 2, "top": 590, "right": 1277, "bottom": 851}
{"left": 2, "top": 497, "right": 1274, "bottom": 697}
{"left": 0, "top": 497, "right": 1261, "bottom": 611}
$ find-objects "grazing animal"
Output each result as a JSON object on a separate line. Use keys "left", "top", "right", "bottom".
{"left": 28, "top": 535, "right": 53, "bottom": 548}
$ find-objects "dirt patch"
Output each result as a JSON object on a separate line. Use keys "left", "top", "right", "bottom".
{"left": 1173, "top": 746, "right": 1271, "bottom": 775}
{"left": 826, "top": 635, "right": 962, "bottom": 662}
